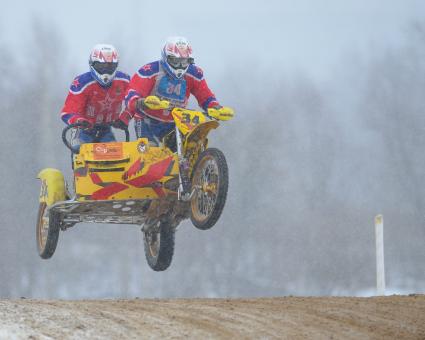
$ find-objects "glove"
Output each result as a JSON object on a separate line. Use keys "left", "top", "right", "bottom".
{"left": 207, "top": 106, "right": 235, "bottom": 121}
{"left": 112, "top": 119, "right": 128, "bottom": 130}
{"left": 75, "top": 117, "right": 92, "bottom": 128}
{"left": 136, "top": 96, "right": 170, "bottom": 111}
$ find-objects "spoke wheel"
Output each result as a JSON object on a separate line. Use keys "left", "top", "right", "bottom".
{"left": 191, "top": 148, "right": 228, "bottom": 230}
{"left": 36, "top": 203, "right": 60, "bottom": 259}
{"left": 143, "top": 221, "right": 175, "bottom": 271}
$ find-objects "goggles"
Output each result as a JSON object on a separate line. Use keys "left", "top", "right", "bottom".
{"left": 91, "top": 61, "right": 118, "bottom": 75}
{"left": 167, "top": 56, "right": 194, "bottom": 69}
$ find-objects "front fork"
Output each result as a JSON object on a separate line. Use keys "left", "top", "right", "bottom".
{"left": 175, "top": 125, "right": 193, "bottom": 201}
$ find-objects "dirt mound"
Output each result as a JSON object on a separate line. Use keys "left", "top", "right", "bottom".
{"left": 1, "top": 295, "right": 424, "bottom": 339}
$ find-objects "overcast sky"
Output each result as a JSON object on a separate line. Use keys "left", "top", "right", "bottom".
{"left": 1, "top": 0, "right": 423, "bottom": 81}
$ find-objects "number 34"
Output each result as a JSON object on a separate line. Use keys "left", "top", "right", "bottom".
{"left": 182, "top": 113, "right": 200, "bottom": 125}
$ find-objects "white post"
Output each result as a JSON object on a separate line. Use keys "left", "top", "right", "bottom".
{"left": 375, "top": 214, "right": 386, "bottom": 296}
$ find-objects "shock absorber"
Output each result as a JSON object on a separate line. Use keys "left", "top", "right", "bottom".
{"left": 179, "top": 157, "right": 191, "bottom": 193}
{"left": 175, "top": 124, "right": 191, "bottom": 201}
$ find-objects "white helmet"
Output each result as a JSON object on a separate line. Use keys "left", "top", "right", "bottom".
{"left": 89, "top": 44, "right": 119, "bottom": 87}
{"left": 161, "top": 36, "right": 194, "bottom": 79}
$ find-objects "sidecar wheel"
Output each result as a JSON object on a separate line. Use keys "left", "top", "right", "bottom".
{"left": 143, "top": 221, "right": 175, "bottom": 271}
{"left": 36, "top": 203, "right": 60, "bottom": 259}
{"left": 191, "top": 148, "right": 228, "bottom": 230}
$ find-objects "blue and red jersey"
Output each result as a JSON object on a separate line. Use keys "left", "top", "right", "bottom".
{"left": 120, "top": 61, "right": 220, "bottom": 123}
{"left": 61, "top": 71, "right": 130, "bottom": 125}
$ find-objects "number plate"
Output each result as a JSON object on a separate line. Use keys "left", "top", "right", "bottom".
{"left": 172, "top": 109, "right": 206, "bottom": 135}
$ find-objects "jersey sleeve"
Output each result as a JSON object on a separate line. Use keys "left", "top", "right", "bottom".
{"left": 123, "top": 62, "right": 158, "bottom": 121}
{"left": 187, "top": 65, "right": 220, "bottom": 110}
{"left": 60, "top": 75, "right": 90, "bottom": 125}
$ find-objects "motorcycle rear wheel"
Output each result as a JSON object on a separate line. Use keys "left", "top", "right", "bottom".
{"left": 36, "top": 203, "right": 60, "bottom": 259}
{"left": 190, "top": 148, "right": 228, "bottom": 230}
{"left": 143, "top": 221, "right": 175, "bottom": 271}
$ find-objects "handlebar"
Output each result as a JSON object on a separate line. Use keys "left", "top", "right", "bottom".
{"left": 62, "top": 122, "right": 130, "bottom": 152}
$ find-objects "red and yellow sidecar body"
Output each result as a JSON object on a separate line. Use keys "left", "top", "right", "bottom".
{"left": 73, "top": 138, "right": 180, "bottom": 201}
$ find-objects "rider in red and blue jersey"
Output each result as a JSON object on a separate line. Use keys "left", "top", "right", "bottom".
{"left": 60, "top": 44, "right": 130, "bottom": 152}
{"left": 118, "top": 37, "right": 230, "bottom": 145}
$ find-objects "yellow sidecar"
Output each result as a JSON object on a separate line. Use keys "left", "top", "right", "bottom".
{"left": 36, "top": 106, "right": 233, "bottom": 271}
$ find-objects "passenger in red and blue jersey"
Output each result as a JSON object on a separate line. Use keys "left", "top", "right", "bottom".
{"left": 118, "top": 37, "right": 228, "bottom": 145}
{"left": 61, "top": 44, "right": 130, "bottom": 152}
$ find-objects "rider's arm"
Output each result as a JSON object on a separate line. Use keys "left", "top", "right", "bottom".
{"left": 187, "top": 65, "right": 220, "bottom": 111}
{"left": 60, "top": 74, "right": 92, "bottom": 125}
{"left": 118, "top": 108, "right": 133, "bottom": 125}
{"left": 60, "top": 94, "right": 90, "bottom": 125}
{"left": 121, "top": 63, "right": 157, "bottom": 124}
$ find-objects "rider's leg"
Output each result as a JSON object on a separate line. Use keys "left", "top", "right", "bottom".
{"left": 155, "top": 122, "right": 175, "bottom": 142}
{"left": 135, "top": 118, "right": 159, "bottom": 145}
{"left": 134, "top": 118, "right": 144, "bottom": 139}
{"left": 98, "top": 128, "right": 116, "bottom": 143}
{"left": 135, "top": 117, "right": 174, "bottom": 146}
{"left": 72, "top": 129, "right": 94, "bottom": 153}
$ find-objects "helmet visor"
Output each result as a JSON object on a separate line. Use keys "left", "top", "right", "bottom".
{"left": 92, "top": 61, "right": 118, "bottom": 75}
{"left": 167, "top": 56, "right": 194, "bottom": 69}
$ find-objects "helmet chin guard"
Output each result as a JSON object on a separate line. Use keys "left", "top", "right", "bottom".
{"left": 89, "top": 44, "right": 119, "bottom": 87}
{"left": 89, "top": 72, "right": 115, "bottom": 87}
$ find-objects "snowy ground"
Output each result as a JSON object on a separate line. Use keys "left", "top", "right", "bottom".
{"left": 0, "top": 295, "right": 424, "bottom": 339}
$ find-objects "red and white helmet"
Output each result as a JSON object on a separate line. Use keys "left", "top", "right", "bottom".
{"left": 89, "top": 44, "right": 119, "bottom": 87}
{"left": 161, "top": 37, "right": 194, "bottom": 79}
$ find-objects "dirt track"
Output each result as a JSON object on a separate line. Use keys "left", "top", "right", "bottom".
{"left": 0, "top": 295, "right": 424, "bottom": 339}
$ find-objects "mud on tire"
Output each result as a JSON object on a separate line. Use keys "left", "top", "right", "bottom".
{"left": 36, "top": 203, "right": 60, "bottom": 259}
{"left": 190, "top": 148, "right": 228, "bottom": 230}
{"left": 143, "top": 221, "right": 175, "bottom": 271}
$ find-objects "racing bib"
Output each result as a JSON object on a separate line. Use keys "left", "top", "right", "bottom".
{"left": 156, "top": 76, "right": 187, "bottom": 103}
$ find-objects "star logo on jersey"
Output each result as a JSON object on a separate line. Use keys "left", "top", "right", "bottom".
{"left": 194, "top": 66, "right": 202, "bottom": 76}
{"left": 72, "top": 78, "right": 80, "bottom": 88}
{"left": 97, "top": 93, "right": 115, "bottom": 112}
{"left": 142, "top": 64, "right": 152, "bottom": 71}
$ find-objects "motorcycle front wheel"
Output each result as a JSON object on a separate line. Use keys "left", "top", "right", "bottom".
{"left": 190, "top": 148, "right": 229, "bottom": 230}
